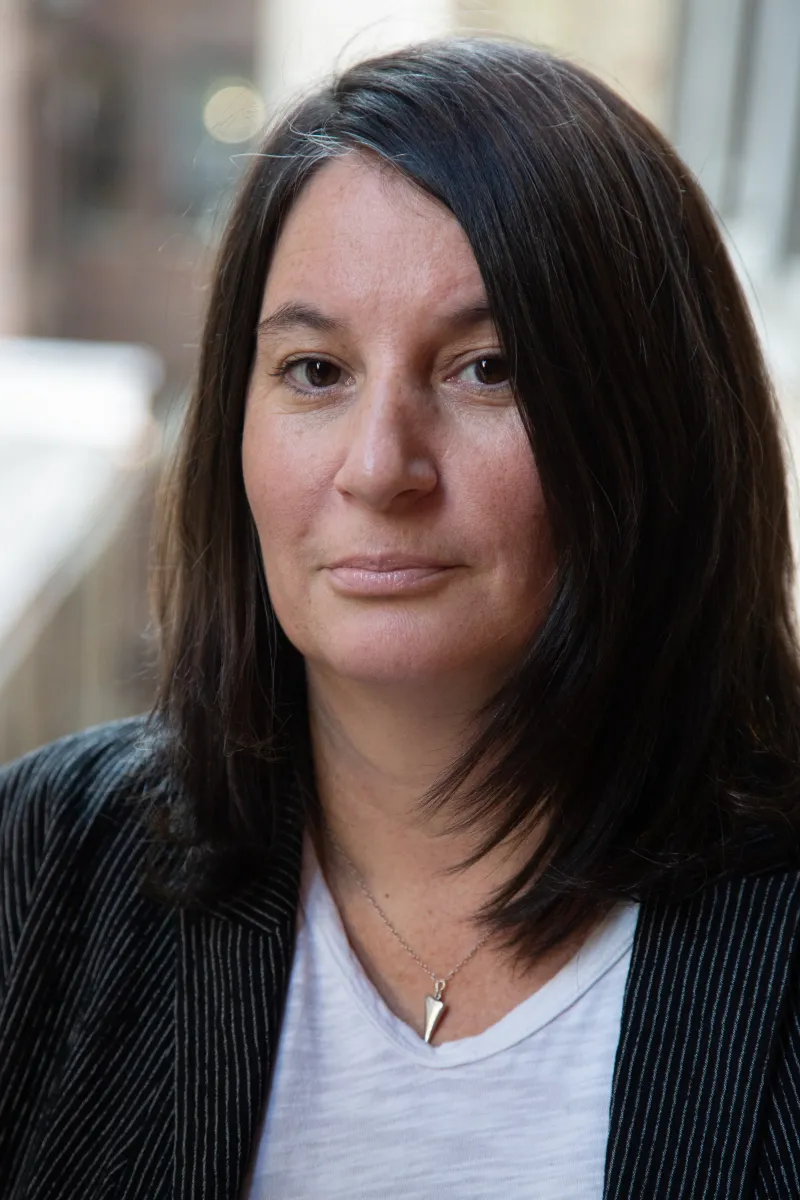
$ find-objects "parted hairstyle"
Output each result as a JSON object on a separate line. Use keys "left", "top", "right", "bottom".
{"left": 151, "top": 36, "right": 800, "bottom": 955}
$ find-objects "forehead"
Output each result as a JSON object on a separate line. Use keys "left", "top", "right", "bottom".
{"left": 261, "top": 152, "right": 486, "bottom": 317}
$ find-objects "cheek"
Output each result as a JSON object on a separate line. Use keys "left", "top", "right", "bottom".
{"left": 477, "top": 438, "right": 555, "bottom": 635}
{"left": 459, "top": 420, "right": 551, "bottom": 571}
{"left": 242, "top": 409, "right": 327, "bottom": 554}
{"left": 242, "top": 412, "right": 332, "bottom": 648}
{"left": 498, "top": 470, "right": 553, "bottom": 602}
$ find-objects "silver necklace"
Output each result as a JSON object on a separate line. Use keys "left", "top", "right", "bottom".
{"left": 328, "top": 834, "right": 493, "bottom": 1043}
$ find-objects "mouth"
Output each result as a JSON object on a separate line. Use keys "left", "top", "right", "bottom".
{"left": 329, "top": 555, "right": 453, "bottom": 571}
{"left": 325, "top": 555, "right": 457, "bottom": 596}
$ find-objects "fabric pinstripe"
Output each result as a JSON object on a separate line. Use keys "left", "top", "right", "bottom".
{"left": 1, "top": 719, "right": 799, "bottom": 1199}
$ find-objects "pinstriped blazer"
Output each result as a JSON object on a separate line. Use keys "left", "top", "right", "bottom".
{"left": 1, "top": 719, "right": 800, "bottom": 1200}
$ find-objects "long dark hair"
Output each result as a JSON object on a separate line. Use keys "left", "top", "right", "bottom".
{"left": 151, "top": 37, "right": 800, "bottom": 954}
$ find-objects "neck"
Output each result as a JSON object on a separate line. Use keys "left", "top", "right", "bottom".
{"left": 306, "top": 666, "right": 515, "bottom": 910}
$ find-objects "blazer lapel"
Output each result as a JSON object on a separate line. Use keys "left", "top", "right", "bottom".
{"left": 174, "top": 815, "right": 303, "bottom": 1200}
{"left": 605, "top": 869, "right": 800, "bottom": 1199}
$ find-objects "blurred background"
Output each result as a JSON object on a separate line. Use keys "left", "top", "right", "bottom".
{"left": 1, "top": 0, "right": 798, "bottom": 761}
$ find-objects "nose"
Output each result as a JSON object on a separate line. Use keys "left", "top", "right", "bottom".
{"left": 333, "top": 377, "right": 439, "bottom": 512}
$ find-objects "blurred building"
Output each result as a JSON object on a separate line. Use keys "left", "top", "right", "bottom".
{"left": 457, "top": 0, "right": 673, "bottom": 126}
{"left": 672, "top": 0, "right": 800, "bottom": 419}
{"left": 0, "top": 0, "right": 265, "bottom": 759}
{"left": 2, "top": 0, "right": 260, "bottom": 391}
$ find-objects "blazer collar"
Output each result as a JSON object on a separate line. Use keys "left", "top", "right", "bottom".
{"left": 175, "top": 806, "right": 304, "bottom": 1200}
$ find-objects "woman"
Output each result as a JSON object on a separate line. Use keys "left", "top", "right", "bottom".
{"left": 2, "top": 36, "right": 800, "bottom": 1200}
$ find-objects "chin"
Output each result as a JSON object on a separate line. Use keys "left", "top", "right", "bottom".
{"left": 307, "top": 627, "right": 507, "bottom": 694}
{"left": 318, "top": 646, "right": 464, "bottom": 687}
{"left": 280, "top": 606, "right": 520, "bottom": 692}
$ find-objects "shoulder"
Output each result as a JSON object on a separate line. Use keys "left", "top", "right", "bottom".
{"left": 638, "top": 861, "right": 800, "bottom": 955}
{"left": 628, "top": 861, "right": 800, "bottom": 1037}
{"left": 0, "top": 715, "right": 158, "bottom": 849}
{"left": 610, "top": 865, "right": 800, "bottom": 1192}
{"left": 0, "top": 718, "right": 166, "bottom": 984}
{"left": 630, "top": 862, "right": 800, "bottom": 1035}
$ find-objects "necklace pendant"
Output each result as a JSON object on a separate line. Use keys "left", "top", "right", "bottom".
{"left": 423, "top": 980, "right": 447, "bottom": 1043}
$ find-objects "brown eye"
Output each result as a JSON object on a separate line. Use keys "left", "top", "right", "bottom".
{"left": 473, "top": 356, "right": 509, "bottom": 386}
{"left": 302, "top": 359, "right": 341, "bottom": 388}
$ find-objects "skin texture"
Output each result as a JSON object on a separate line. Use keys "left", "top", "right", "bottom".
{"left": 242, "top": 153, "right": 569, "bottom": 1042}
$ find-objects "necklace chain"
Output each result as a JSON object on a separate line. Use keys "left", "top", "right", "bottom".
{"left": 328, "top": 833, "right": 493, "bottom": 991}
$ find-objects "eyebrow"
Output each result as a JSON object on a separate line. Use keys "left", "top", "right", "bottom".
{"left": 255, "top": 300, "right": 496, "bottom": 339}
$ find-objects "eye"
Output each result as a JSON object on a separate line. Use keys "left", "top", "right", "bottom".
{"left": 457, "top": 356, "right": 511, "bottom": 388}
{"left": 282, "top": 357, "right": 344, "bottom": 389}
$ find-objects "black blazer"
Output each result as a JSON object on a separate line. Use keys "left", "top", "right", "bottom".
{"left": 1, "top": 718, "right": 800, "bottom": 1200}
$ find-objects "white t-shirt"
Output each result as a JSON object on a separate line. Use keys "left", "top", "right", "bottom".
{"left": 244, "top": 842, "right": 638, "bottom": 1200}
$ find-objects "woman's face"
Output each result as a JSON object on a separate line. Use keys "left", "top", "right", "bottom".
{"left": 243, "top": 153, "right": 553, "bottom": 696}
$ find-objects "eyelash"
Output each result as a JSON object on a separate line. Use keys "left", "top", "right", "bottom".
{"left": 269, "top": 357, "right": 352, "bottom": 391}
{"left": 269, "top": 355, "right": 511, "bottom": 395}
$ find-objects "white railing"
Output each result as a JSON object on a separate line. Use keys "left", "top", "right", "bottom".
{"left": 0, "top": 338, "right": 163, "bottom": 763}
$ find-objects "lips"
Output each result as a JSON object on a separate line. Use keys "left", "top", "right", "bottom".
{"left": 328, "top": 555, "right": 452, "bottom": 571}
{"left": 325, "top": 554, "right": 457, "bottom": 595}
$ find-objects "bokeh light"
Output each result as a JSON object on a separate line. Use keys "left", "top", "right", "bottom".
{"left": 202, "top": 81, "right": 266, "bottom": 145}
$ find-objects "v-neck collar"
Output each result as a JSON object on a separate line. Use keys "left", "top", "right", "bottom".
{"left": 305, "top": 839, "right": 640, "bottom": 1066}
